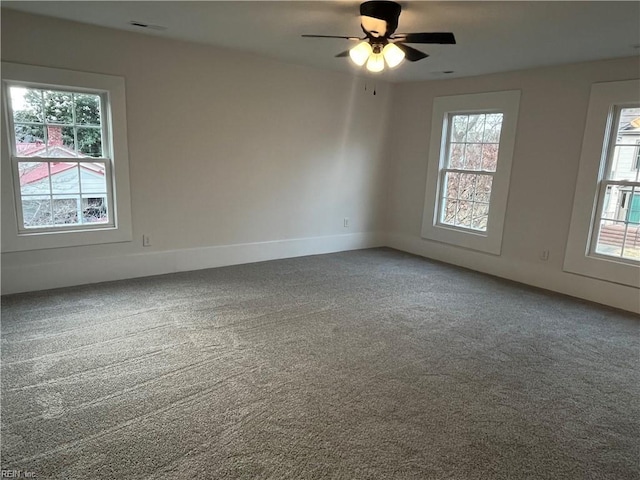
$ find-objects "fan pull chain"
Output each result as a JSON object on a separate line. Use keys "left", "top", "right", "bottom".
{"left": 364, "top": 83, "right": 377, "bottom": 96}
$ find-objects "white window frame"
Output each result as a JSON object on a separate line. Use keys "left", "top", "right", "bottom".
{"left": 421, "top": 90, "right": 520, "bottom": 255}
{"left": 1, "top": 62, "right": 132, "bottom": 252}
{"left": 564, "top": 79, "right": 640, "bottom": 288}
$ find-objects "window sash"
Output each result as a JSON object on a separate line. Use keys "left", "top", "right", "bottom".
{"left": 11, "top": 156, "right": 114, "bottom": 234}
{"left": 437, "top": 168, "right": 495, "bottom": 232}
{"left": 6, "top": 87, "right": 110, "bottom": 159}
{"left": 590, "top": 179, "right": 640, "bottom": 264}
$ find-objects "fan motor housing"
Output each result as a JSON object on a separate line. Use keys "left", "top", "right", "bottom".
{"left": 360, "top": 1, "right": 402, "bottom": 37}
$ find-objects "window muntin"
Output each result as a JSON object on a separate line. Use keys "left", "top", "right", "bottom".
{"left": 591, "top": 106, "right": 640, "bottom": 262}
{"left": 6, "top": 85, "right": 113, "bottom": 233}
{"left": 438, "top": 113, "right": 503, "bottom": 232}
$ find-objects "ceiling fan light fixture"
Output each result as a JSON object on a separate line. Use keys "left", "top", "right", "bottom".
{"left": 349, "top": 41, "right": 373, "bottom": 66}
{"left": 366, "top": 53, "right": 385, "bottom": 72}
{"left": 382, "top": 43, "right": 405, "bottom": 68}
{"left": 302, "top": 1, "right": 456, "bottom": 72}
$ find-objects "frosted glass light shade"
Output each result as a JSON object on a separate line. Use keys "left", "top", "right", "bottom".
{"left": 366, "top": 53, "right": 385, "bottom": 72}
{"left": 383, "top": 43, "right": 405, "bottom": 68}
{"left": 349, "top": 42, "right": 373, "bottom": 66}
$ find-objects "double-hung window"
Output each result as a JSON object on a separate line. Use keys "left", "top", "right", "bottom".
{"left": 1, "top": 62, "right": 132, "bottom": 252}
{"left": 438, "top": 112, "right": 503, "bottom": 232}
{"left": 10, "top": 86, "right": 111, "bottom": 231}
{"left": 421, "top": 90, "right": 520, "bottom": 255}
{"left": 564, "top": 79, "right": 640, "bottom": 288}
{"left": 591, "top": 106, "right": 640, "bottom": 261}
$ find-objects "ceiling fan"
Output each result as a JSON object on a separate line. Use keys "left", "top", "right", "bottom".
{"left": 302, "top": 0, "right": 456, "bottom": 73}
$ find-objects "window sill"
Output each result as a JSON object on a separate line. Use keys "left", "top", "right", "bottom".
{"left": 2, "top": 225, "right": 132, "bottom": 253}
{"left": 563, "top": 250, "right": 640, "bottom": 288}
{"left": 421, "top": 222, "right": 502, "bottom": 255}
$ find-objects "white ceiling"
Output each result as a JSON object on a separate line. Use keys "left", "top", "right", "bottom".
{"left": 3, "top": 1, "right": 640, "bottom": 82}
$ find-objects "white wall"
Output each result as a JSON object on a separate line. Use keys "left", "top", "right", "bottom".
{"left": 1, "top": 9, "right": 391, "bottom": 293}
{"left": 384, "top": 56, "right": 640, "bottom": 313}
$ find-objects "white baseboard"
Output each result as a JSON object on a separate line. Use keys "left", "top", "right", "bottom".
{"left": 386, "top": 232, "right": 640, "bottom": 314}
{"left": 4, "top": 230, "right": 637, "bottom": 314}
{"left": 1, "top": 232, "right": 386, "bottom": 295}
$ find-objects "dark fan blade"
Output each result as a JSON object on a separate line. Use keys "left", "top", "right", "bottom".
{"left": 302, "top": 34, "right": 361, "bottom": 40}
{"left": 395, "top": 43, "right": 429, "bottom": 62}
{"left": 335, "top": 50, "right": 350, "bottom": 58}
{"left": 391, "top": 32, "right": 456, "bottom": 44}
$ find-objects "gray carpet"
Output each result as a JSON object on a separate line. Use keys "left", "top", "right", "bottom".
{"left": 1, "top": 248, "right": 638, "bottom": 479}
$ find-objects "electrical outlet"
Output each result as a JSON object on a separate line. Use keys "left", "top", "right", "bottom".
{"left": 143, "top": 235, "right": 151, "bottom": 247}
{"left": 540, "top": 249, "right": 549, "bottom": 261}
{"left": 343, "top": 217, "right": 350, "bottom": 228}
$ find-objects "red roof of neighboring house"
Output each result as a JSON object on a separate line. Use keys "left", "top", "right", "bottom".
{"left": 20, "top": 160, "right": 105, "bottom": 186}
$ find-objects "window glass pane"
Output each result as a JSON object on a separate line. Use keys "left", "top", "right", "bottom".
{"left": 471, "top": 216, "right": 488, "bottom": 231}
{"left": 443, "top": 172, "right": 460, "bottom": 199}
{"left": 74, "top": 93, "right": 101, "bottom": 125}
{"left": 52, "top": 197, "right": 80, "bottom": 225}
{"left": 50, "top": 163, "right": 80, "bottom": 194}
{"left": 15, "top": 124, "right": 45, "bottom": 156}
{"left": 448, "top": 143, "right": 464, "bottom": 169}
{"left": 471, "top": 201, "right": 489, "bottom": 231}
{"left": 609, "top": 145, "right": 639, "bottom": 182}
{"left": 474, "top": 175, "right": 493, "bottom": 203}
{"left": 19, "top": 162, "right": 51, "bottom": 195}
{"left": 458, "top": 173, "right": 477, "bottom": 200}
{"left": 442, "top": 198, "right": 457, "bottom": 225}
{"left": 608, "top": 145, "right": 639, "bottom": 181}
{"left": 22, "top": 197, "right": 52, "bottom": 228}
{"left": 481, "top": 144, "right": 499, "bottom": 171}
{"left": 601, "top": 185, "right": 630, "bottom": 221}
{"left": 77, "top": 127, "right": 102, "bottom": 157}
{"left": 465, "top": 114, "right": 485, "bottom": 143}
{"left": 622, "top": 224, "right": 640, "bottom": 260}
{"left": 594, "top": 220, "right": 624, "bottom": 257}
{"left": 628, "top": 188, "right": 640, "bottom": 224}
{"left": 483, "top": 114, "right": 503, "bottom": 143}
{"left": 616, "top": 107, "right": 640, "bottom": 144}
{"left": 83, "top": 196, "right": 108, "bottom": 223}
{"left": 450, "top": 115, "right": 468, "bottom": 143}
{"left": 44, "top": 90, "right": 74, "bottom": 124}
{"left": 80, "top": 163, "right": 108, "bottom": 193}
{"left": 456, "top": 201, "right": 472, "bottom": 228}
{"left": 464, "top": 144, "right": 482, "bottom": 170}
{"left": 46, "top": 125, "right": 77, "bottom": 156}
{"left": 10, "top": 86, "right": 43, "bottom": 123}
